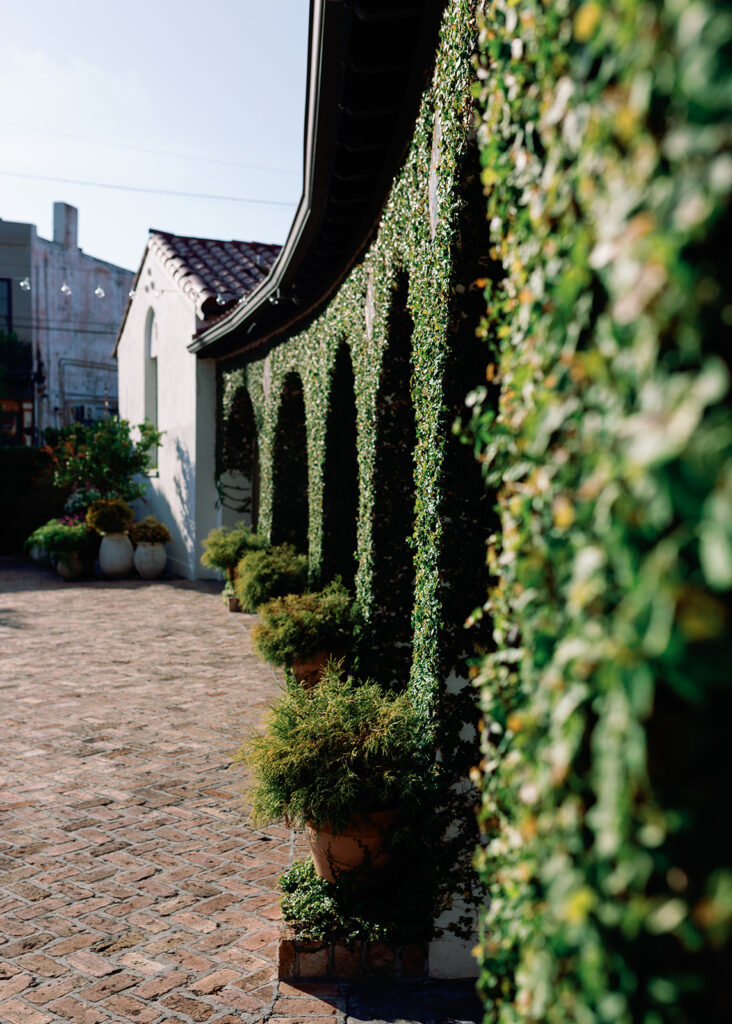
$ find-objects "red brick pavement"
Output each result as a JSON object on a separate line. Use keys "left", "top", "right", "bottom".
{"left": 0, "top": 560, "right": 344, "bottom": 1023}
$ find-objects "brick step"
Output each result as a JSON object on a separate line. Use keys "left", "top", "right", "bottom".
{"left": 278, "top": 925, "right": 426, "bottom": 980}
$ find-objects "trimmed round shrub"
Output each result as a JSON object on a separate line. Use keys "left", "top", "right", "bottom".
{"left": 233, "top": 543, "right": 308, "bottom": 612}
{"left": 129, "top": 516, "right": 173, "bottom": 544}
{"left": 200, "top": 522, "right": 267, "bottom": 579}
{"left": 252, "top": 579, "right": 354, "bottom": 667}
{"left": 86, "top": 498, "right": 134, "bottom": 535}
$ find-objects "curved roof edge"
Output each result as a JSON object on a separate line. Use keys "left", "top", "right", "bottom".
{"left": 189, "top": 0, "right": 445, "bottom": 363}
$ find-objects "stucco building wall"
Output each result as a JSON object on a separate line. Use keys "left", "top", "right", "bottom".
{"left": 116, "top": 250, "right": 231, "bottom": 580}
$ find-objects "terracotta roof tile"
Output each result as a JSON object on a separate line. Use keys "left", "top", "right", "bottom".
{"left": 147, "top": 230, "right": 280, "bottom": 320}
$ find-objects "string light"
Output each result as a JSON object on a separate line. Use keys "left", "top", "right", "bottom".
{"left": 14, "top": 276, "right": 110, "bottom": 301}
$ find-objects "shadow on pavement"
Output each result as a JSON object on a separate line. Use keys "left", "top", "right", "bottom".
{"left": 344, "top": 980, "right": 482, "bottom": 1024}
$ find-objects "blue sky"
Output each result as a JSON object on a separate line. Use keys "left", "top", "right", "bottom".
{"left": 0, "top": 1, "right": 309, "bottom": 271}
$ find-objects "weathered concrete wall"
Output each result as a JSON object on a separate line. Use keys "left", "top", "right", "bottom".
{"left": 0, "top": 203, "right": 134, "bottom": 440}
{"left": 31, "top": 203, "right": 133, "bottom": 434}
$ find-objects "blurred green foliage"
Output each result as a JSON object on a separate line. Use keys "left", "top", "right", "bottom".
{"left": 468, "top": 0, "right": 731, "bottom": 1020}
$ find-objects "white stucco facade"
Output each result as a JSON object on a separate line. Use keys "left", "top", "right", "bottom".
{"left": 116, "top": 251, "right": 240, "bottom": 580}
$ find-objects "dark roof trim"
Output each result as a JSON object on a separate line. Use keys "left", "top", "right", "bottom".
{"left": 189, "top": 0, "right": 445, "bottom": 362}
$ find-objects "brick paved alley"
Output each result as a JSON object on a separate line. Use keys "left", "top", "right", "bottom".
{"left": 0, "top": 560, "right": 480, "bottom": 1024}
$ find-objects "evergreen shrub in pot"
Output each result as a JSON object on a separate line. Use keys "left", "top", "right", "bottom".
{"left": 200, "top": 522, "right": 267, "bottom": 610}
{"left": 238, "top": 664, "right": 430, "bottom": 881}
{"left": 252, "top": 579, "right": 354, "bottom": 686}
{"left": 233, "top": 543, "right": 308, "bottom": 612}
{"left": 86, "top": 498, "right": 135, "bottom": 578}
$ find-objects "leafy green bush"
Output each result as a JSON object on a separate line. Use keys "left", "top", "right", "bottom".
{"left": 129, "top": 516, "right": 173, "bottom": 545}
{"left": 233, "top": 543, "right": 307, "bottom": 612}
{"left": 280, "top": 857, "right": 432, "bottom": 947}
{"left": 45, "top": 417, "right": 162, "bottom": 502}
{"left": 200, "top": 522, "right": 266, "bottom": 579}
{"left": 86, "top": 498, "right": 134, "bottom": 535}
{"left": 252, "top": 579, "right": 353, "bottom": 667}
{"left": 26, "top": 518, "right": 98, "bottom": 559}
{"left": 238, "top": 663, "right": 430, "bottom": 832}
{"left": 467, "top": 0, "right": 732, "bottom": 1020}
{"left": 63, "top": 488, "right": 102, "bottom": 518}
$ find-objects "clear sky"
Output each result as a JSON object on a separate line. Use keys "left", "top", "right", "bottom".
{"left": 0, "top": 1, "right": 309, "bottom": 272}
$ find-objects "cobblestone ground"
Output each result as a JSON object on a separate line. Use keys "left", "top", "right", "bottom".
{"left": 0, "top": 559, "right": 480, "bottom": 1024}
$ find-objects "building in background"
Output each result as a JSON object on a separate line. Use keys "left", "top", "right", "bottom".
{"left": 0, "top": 202, "right": 134, "bottom": 443}
{"left": 114, "top": 230, "right": 279, "bottom": 579}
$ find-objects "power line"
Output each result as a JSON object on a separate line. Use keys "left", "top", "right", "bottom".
{"left": 0, "top": 119, "right": 299, "bottom": 176}
{"left": 0, "top": 170, "right": 298, "bottom": 207}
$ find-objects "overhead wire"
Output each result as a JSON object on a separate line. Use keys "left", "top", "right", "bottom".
{"left": 0, "top": 170, "right": 298, "bottom": 207}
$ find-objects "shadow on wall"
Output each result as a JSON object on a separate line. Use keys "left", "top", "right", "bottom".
{"left": 134, "top": 437, "right": 196, "bottom": 578}
{"left": 173, "top": 436, "right": 195, "bottom": 555}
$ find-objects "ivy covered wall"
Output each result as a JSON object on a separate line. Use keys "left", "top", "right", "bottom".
{"left": 219, "top": 0, "right": 487, "bottom": 946}
{"left": 468, "top": 0, "right": 731, "bottom": 1020}
{"left": 221, "top": 0, "right": 486, "bottom": 724}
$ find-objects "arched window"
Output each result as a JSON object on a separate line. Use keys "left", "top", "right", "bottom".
{"left": 321, "top": 343, "right": 359, "bottom": 590}
{"left": 271, "top": 372, "right": 308, "bottom": 551}
{"left": 144, "top": 307, "right": 158, "bottom": 468}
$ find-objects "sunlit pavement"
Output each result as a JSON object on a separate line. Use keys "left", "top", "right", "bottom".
{"left": 0, "top": 558, "right": 480, "bottom": 1024}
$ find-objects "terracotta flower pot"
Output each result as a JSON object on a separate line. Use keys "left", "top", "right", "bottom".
{"left": 56, "top": 551, "right": 83, "bottom": 581}
{"left": 291, "top": 649, "right": 331, "bottom": 689}
{"left": 307, "top": 810, "right": 397, "bottom": 883}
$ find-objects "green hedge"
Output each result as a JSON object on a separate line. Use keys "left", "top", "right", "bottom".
{"left": 468, "top": 0, "right": 731, "bottom": 1020}
{"left": 0, "top": 447, "right": 68, "bottom": 554}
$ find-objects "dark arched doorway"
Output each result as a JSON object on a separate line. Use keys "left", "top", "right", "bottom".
{"left": 271, "top": 372, "right": 309, "bottom": 552}
{"left": 321, "top": 343, "right": 359, "bottom": 590}
{"left": 219, "top": 382, "right": 260, "bottom": 527}
{"left": 365, "top": 273, "right": 417, "bottom": 688}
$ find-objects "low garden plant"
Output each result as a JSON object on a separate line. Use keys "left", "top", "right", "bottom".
{"left": 279, "top": 856, "right": 432, "bottom": 947}
{"left": 237, "top": 663, "right": 431, "bottom": 833}
{"left": 200, "top": 522, "right": 266, "bottom": 580}
{"left": 233, "top": 543, "right": 307, "bottom": 612}
{"left": 129, "top": 516, "right": 173, "bottom": 545}
{"left": 251, "top": 578, "right": 354, "bottom": 668}
{"left": 25, "top": 517, "right": 99, "bottom": 563}
{"left": 86, "top": 498, "right": 134, "bottom": 535}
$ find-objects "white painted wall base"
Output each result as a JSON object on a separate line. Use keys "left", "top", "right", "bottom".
{"left": 428, "top": 901, "right": 479, "bottom": 979}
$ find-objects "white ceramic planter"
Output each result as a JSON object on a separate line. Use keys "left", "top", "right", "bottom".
{"left": 99, "top": 533, "right": 134, "bottom": 578}
{"left": 134, "top": 541, "right": 167, "bottom": 580}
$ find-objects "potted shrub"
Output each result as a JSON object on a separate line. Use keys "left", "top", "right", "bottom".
{"left": 200, "top": 522, "right": 266, "bottom": 610}
{"left": 129, "top": 516, "right": 173, "bottom": 579}
{"left": 252, "top": 579, "right": 354, "bottom": 686}
{"left": 238, "top": 664, "right": 429, "bottom": 882}
{"left": 233, "top": 543, "right": 308, "bottom": 613}
{"left": 86, "top": 498, "right": 134, "bottom": 578}
{"left": 25, "top": 517, "right": 98, "bottom": 581}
